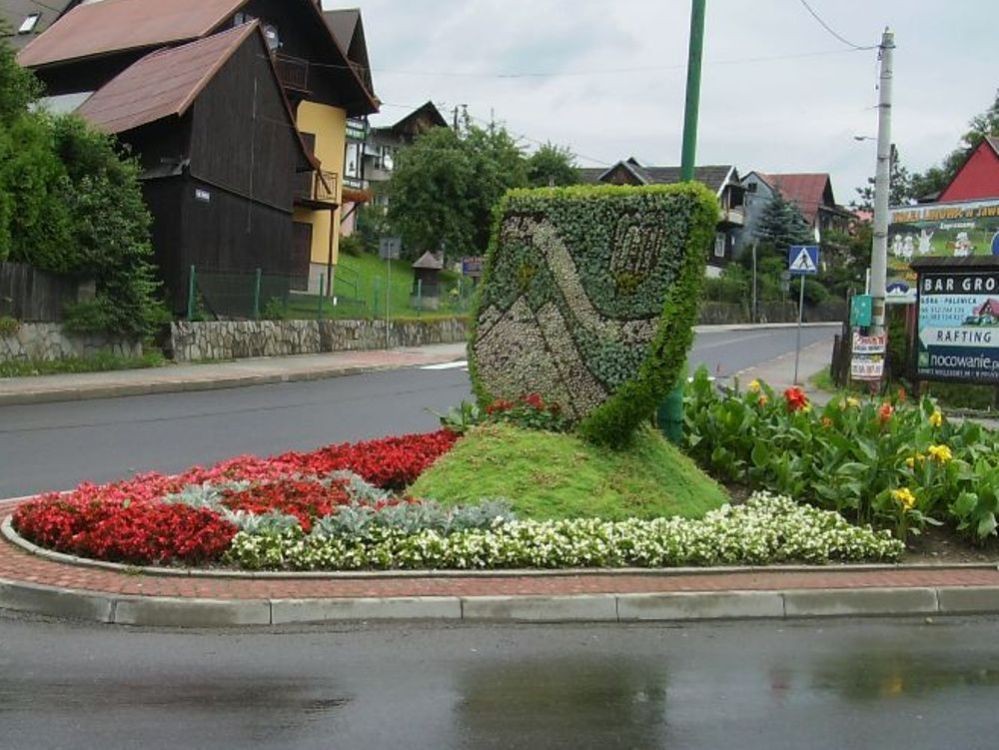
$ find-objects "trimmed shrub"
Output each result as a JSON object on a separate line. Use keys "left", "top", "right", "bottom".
{"left": 469, "top": 183, "right": 718, "bottom": 446}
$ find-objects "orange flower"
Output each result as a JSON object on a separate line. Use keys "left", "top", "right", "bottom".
{"left": 821, "top": 416, "right": 833, "bottom": 428}
{"left": 784, "top": 387, "right": 809, "bottom": 413}
{"left": 878, "top": 403, "right": 894, "bottom": 423}
{"left": 758, "top": 394, "right": 769, "bottom": 407}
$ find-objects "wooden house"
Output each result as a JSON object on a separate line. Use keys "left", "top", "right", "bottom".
{"left": 18, "top": 0, "right": 378, "bottom": 309}
{"left": 75, "top": 22, "right": 315, "bottom": 313}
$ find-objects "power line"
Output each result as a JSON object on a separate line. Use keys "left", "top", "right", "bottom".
{"left": 796, "top": 0, "right": 878, "bottom": 51}
{"left": 287, "top": 46, "right": 868, "bottom": 80}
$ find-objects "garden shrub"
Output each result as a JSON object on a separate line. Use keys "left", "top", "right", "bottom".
{"left": 469, "top": 183, "right": 718, "bottom": 447}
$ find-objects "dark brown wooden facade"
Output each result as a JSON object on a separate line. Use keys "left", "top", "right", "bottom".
{"left": 124, "top": 32, "right": 310, "bottom": 312}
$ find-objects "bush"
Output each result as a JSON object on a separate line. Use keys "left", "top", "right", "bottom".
{"left": 684, "top": 370, "right": 999, "bottom": 540}
{"left": 469, "top": 183, "right": 718, "bottom": 447}
{"left": 338, "top": 233, "right": 365, "bottom": 257}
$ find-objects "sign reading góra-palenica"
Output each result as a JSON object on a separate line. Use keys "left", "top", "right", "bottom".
{"left": 912, "top": 256, "right": 999, "bottom": 384}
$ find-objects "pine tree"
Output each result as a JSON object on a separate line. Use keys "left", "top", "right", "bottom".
{"left": 754, "top": 190, "right": 813, "bottom": 250}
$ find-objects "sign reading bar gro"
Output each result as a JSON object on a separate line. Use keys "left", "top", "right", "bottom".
{"left": 914, "top": 258, "right": 999, "bottom": 384}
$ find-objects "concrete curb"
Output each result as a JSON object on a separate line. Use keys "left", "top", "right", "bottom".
{"left": 3, "top": 577, "right": 999, "bottom": 627}
{"left": 5, "top": 515, "right": 997, "bottom": 580}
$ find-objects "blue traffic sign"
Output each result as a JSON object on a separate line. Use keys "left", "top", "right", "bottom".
{"left": 788, "top": 245, "right": 820, "bottom": 275}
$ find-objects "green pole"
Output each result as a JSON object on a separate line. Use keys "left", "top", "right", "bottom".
{"left": 680, "top": 0, "right": 706, "bottom": 182}
{"left": 186, "top": 265, "right": 196, "bottom": 321}
{"left": 417, "top": 279, "right": 423, "bottom": 319}
{"left": 373, "top": 278, "right": 380, "bottom": 318}
{"left": 318, "top": 275, "right": 325, "bottom": 320}
{"left": 253, "top": 268, "right": 262, "bottom": 320}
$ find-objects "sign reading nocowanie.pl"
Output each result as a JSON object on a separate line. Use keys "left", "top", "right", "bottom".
{"left": 912, "top": 256, "right": 999, "bottom": 384}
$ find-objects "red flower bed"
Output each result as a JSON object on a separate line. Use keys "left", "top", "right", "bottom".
{"left": 13, "top": 499, "right": 236, "bottom": 566}
{"left": 11, "top": 430, "right": 459, "bottom": 564}
{"left": 274, "top": 429, "right": 460, "bottom": 491}
{"left": 220, "top": 479, "right": 353, "bottom": 533}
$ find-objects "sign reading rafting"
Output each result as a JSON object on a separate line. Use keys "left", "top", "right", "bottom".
{"left": 914, "top": 261, "right": 999, "bottom": 384}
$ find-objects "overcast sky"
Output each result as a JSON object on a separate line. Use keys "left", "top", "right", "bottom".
{"left": 323, "top": 0, "right": 996, "bottom": 205}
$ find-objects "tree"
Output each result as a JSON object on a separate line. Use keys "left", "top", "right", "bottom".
{"left": 526, "top": 142, "right": 580, "bottom": 187}
{"left": 0, "top": 35, "right": 164, "bottom": 336}
{"left": 388, "top": 122, "right": 528, "bottom": 260}
{"left": 852, "top": 144, "right": 914, "bottom": 211}
{"left": 753, "top": 190, "right": 813, "bottom": 250}
{"left": 908, "top": 89, "right": 999, "bottom": 199}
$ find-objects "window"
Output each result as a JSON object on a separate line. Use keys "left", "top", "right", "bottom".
{"left": 19, "top": 13, "right": 41, "bottom": 33}
{"left": 746, "top": 182, "right": 757, "bottom": 193}
{"left": 262, "top": 23, "right": 280, "bottom": 50}
{"left": 714, "top": 233, "right": 726, "bottom": 258}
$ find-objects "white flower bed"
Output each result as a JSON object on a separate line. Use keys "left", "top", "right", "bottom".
{"left": 224, "top": 492, "right": 904, "bottom": 571}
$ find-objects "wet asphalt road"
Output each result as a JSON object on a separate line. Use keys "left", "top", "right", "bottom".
{"left": 1, "top": 612, "right": 997, "bottom": 750}
{"left": 0, "top": 326, "right": 837, "bottom": 498}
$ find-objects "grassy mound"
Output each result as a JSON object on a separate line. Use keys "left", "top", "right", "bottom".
{"left": 409, "top": 423, "right": 729, "bottom": 520}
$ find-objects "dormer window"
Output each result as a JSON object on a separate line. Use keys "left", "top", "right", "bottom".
{"left": 19, "top": 13, "right": 41, "bottom": 33}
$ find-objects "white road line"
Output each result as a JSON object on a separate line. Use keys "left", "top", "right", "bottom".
{"left": 419, "top": 360, "right": 469, "bottom": 371}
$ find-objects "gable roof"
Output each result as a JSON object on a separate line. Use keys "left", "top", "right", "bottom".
{"left": 17, "top": 0, "right": 245, "bottom": 68}
{"left": 75, "top": 21, "right": 258, "bottom": 134}
{"left": 322, "top": 8, "right": 374, "bottom": 97}
{"left": 379, "top": 101, "right": 448, "bottom": 137}
{"left": 759, "top": 173, "right": 835, "bottom": 225}
{"left": 18, "top": 0, "right": 378, "bottom": 116}
{"left": 594, "top": 158, "right": 736, "bottom": 196}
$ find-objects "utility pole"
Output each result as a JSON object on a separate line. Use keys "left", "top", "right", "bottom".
{"left": 870, "top": 28, "right": 894, "bottom": 336}
{"left": 680, "top": 0, "right": 706, "bottom": 181}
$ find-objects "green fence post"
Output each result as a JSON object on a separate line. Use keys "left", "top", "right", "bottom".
{"left": 252, "top": 268, "right": 262, "bottom": 320}
{"left": 373, "top": 278, "right": 381, "bottom": 318}
{"left": 186, "top": 265, "right": 196, "bottom": 320}
{"left": 318, "top": 275, "right": 325, "bottom": 320}
{"left": 417, "top": 279, "right": 423, "bottom": 319}
{"left": 656, "top": 380, "right": 686, "bottom": 445}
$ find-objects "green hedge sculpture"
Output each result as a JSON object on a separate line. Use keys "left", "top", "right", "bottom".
{"left": 468, "top": 183, "right": 718, "bottom": 447}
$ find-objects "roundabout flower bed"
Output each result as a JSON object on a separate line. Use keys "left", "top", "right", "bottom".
{"left": 8, "top": 426, "right": 903, "bottom": 570}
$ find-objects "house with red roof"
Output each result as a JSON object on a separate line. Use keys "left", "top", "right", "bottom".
{"left": 18, "top": 0, "right": 379, "bottom": 312}
{"left": 938, "top": 136, "right": 999, "bottom": 202}
{"left": 737, "top": 171, "right": 853, "bottom": 252}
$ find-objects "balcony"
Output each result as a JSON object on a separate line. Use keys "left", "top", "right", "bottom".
{"left": 294, "top": 170, "right": 338, "bottom": 210}
{"left": 274, "top": 53, "right": 310, "bottom": 93}
{"left": 719, "top": 206, "right": 745, "bottom": 227}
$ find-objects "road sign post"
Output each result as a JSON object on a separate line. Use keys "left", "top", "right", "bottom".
{"left": 788, "top": 245, "right": 820, "bottom": 385}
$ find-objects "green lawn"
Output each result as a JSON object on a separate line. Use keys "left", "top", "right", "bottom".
{"left": 0, "top": 351, "right": 166, "bottom": 378}
{"left": 409, "top": 423, "right": 730, "bottom": 521}
{"left": 283, "top": 251, "right": 474, "bottom": 321}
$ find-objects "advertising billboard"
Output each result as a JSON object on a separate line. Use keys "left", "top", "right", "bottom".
{"left": 913, "top": 258, "right": 999, "bottom": 383}
{"left": 889, "top": 198, "right": 999, "bottom": 264}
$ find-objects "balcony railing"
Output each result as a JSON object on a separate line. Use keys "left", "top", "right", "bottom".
{"left": 294, "top": 170, "right": 338, "bottom": 207}
{"left": 719, "top": 206, "right": 745, "bottom": 226}
{"left": 274, "top": 53, "right": 310, "bottom": 93}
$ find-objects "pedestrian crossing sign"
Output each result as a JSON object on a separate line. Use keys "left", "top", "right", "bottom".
{"left": 788, "top": 245, "right": 820, "bottom": 275}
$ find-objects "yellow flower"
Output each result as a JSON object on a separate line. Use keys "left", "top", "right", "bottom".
{"left": 845, "top": 397, "right": 860, "bottom": 409}
{"left": 747, "top": 379, "right": 762, "bottom": 393}
{"left": 905, "top": 457, "right": 914, "bottom": 469}
{"left": 892, "top": 488, "right": 916, "bottom": 510}
{"left": 927, "top": 444, "right": 953, "bottom": 463}
{"left": 929, "top": 410, "right": 943, "bottom": 428}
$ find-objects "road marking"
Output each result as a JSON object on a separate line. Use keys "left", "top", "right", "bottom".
{"left": 420, "top": 361, "right": 468, "bottom": 371}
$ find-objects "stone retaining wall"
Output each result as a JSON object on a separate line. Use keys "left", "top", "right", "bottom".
{"left": 0, "top": 322, "right": 142, "bottom": 363}
{"left": 168, "top": 318, "right": 469, "bottom": 362}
